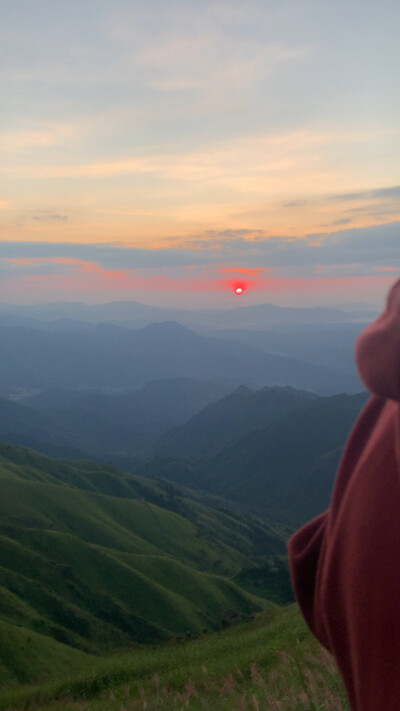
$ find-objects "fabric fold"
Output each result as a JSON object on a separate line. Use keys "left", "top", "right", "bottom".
{"left": 288, "top": 277, "right": 400, "bottom": 711}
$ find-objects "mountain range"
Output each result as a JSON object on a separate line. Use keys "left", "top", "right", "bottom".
{"left": 0, "top": 375, "right": 367, "bottom": 485}
{"left": 154, "top": 384, "right": 319, "bottom": 458}
{"left": 0, "top": 368, "right": 369, "bottom": 528}
{"left": 0, "top": 299, "right": 377, "bottom": 330}
{"left": 204, "top": 320, "right": 365, "bottom": 376}
{"left": 0, "top": 297, "right": 374, "bottom": 692}
{"left": 134, "top": 390, "right": 369, "bottom": 525}
{"left": 0, "top": 320, "right": 364, "bottom": 400}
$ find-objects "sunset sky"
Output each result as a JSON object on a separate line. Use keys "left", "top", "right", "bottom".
{"left": 1, "top": 0, "right": 399, "bottom": 308}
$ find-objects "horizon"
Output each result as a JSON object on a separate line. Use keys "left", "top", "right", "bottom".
{"left": 0, "top": 293, "right": 382, "bottom": 313}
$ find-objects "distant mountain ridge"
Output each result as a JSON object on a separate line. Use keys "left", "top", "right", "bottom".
{"left": 0, "top": 379, "right": 231, "bottom": 459}
{"left": 204, "top": 321, "right": 365, "bottom": 375}
{"left": 155, "top": 385, "right": 319, "bottom": 458}
{"left": 135, "top": 390, "right": 369, "bottom": 525}
{"left": 0, "top": 298, "right": 377, "bottom": 330}
{"left": 0, "top": 320, "right": 363, "bottom": 399}
{"left": 24, "top": 377, "right": 231, "bottom": 424}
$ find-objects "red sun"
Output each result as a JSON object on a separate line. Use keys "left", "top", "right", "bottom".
{"left": 232, "top": 282, "right": 246, "bottom": 295}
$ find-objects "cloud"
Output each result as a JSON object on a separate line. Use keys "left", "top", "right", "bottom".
{"left": 4, "top": 158, "right": 155, "bottom": 179}
{"left": 0, "top": 254, "right": 396, "bottom": 300}
{"left": 210, "top": 266, "right": 270, "bottom": 277}
{"left": 4, "top": 128, "right": 386, "bottom": 182}
{"left": 29, "top": 211, "right": 68, "bottom": 223}
{"left": 331, "top": 185, "right": 400, "bottom": 202}
{"left": 108, "top": 2, "right": 312, "bottom": 107}
{"left": 1, "top": 219, "right": 398, "bottom": 306}
{"left": 0, "top": 124, "right": 79, "bottom": 153}
{"left": 3, "top": 130, "right": 398, "bottom": 243}
{"left": 328, "top": 218, "right": 352, "bottom": 226}
{"left": 1, "top": 257, "right": 97, "bottom": 277}
{"left": 2, "top": 125, "right": 398, "bottom": 245}
{"left": 0, "top": 243, "right": 211, "bottom": 269}
{"left": 374, "top": 266, "right": 399, "bottom": 272}
{"left": 281, "top": 183, "right": 400, "bottom": 217}
{"left": 0, "top": 220, "right": 399, "bottom": 274}
{"left": 283, "top": 200, "right": 308, "bottom": 208}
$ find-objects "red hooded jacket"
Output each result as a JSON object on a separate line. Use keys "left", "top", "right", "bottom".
{"left": 288, "top": 277, "right": 400, "bottom": 711}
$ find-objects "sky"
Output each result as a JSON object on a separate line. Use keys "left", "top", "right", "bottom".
{"left": 1, "top": 0, "right": 399, "bottom": 309}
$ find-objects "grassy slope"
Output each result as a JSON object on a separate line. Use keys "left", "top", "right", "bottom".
{"left": 0, "top": 619, "right": 90, "bottom": 686}
{"left": 0, "top": 444, "right": 291, "bottom": 672}
{"left": 0, "top": 605, "right": 350, "bottom": 711}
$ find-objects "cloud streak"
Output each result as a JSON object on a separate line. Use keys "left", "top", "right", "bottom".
{"left": 2, "top": 127, "right": 398, "bottom": 244}
{"left": 1, "top": 263, "right": 395, "bottom": 298}
{"left": 30, "top": 212, "right": 68, "bottom": 223}
{"left": 1, "top": 220, "right": 399, "bottom": 272}
{"left": 1, "top": 219, "right": 398, "bottom": 307}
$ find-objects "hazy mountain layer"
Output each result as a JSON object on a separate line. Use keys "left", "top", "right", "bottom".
{"left": 205, "top": 321, "right": 365, "bottom": 375}
{"left": 155, "top": 385, "right": 319, "bottom": 458}
{"left": 0, "top": 299, "right": 377, "bottom": 329}
{"left": 135, "top": 391, "right": 369, "bottom": 524}
{"left": 23, "top": 377, "right": 231, "bottom": 451}
{"left": 0, "top": 379, "right": 231, "bottom": 459}
{"left": 0, "top": 321, "right": 363, "bottom": 399}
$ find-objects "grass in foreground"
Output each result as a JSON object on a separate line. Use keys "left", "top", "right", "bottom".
{"left": 1, "top": 606, "right": 349, "bottom": 711}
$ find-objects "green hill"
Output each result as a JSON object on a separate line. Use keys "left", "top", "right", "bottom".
{"left": 0, "top": 605, "right": 349, "bottom": 711}
{"left": 154, "top": 384, "right": 319, "bottom": 458}
{"left": 202, "top": 392, "right": 368, "bottom": 522}
{"left": 137, "top": 391, "right": 369, "bottom": 524}
{"left": 0, "top": 619, "right": 90, "bottom": 685}
{"left": 0, "top": 444, "right": 291, "bottom": 673}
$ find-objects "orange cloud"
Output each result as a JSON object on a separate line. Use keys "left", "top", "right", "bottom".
{"left": 0, "top": 124, "right": 80, "bottom": 152}
{"left": 210, "top": 267, "right": 271, "bottom": 277}
{"left": 2, "top": 256, "right": 397, "bottom": 301}
{"left": 3, "top": 257, "right": 109, "bottom": 274}
{"left": 24, "top": 272, "right": 225, "bottom": 291}
{"left": 240, "top": 275, "right": 396, "bottom": 292}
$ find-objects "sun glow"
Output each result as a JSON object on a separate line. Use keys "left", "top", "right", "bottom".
{"left": 232, "top": 282, "right": 247, "bottom": 295}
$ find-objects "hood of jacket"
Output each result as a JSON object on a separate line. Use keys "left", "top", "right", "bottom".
{"left": 355, "top": 277, "right": 400, "bottom": 402}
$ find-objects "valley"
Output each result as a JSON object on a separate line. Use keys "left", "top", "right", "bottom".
{"left": 0, "top": 299, "right": 370, "bottom": 708}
